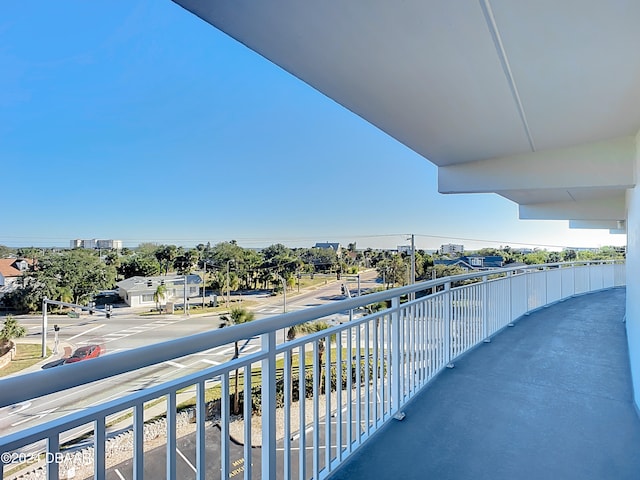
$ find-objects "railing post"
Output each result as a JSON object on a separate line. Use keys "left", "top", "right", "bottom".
{"left": 95, "top": 416, "right": 106, "bottom": 480}
{"left": 133, "top": 403, "right": 144, "bottom": 480}
{"left": 391, "top": 296, "right": 405, "bottom": 420}
{"left": 42, "top": 297, "right": 48, "bottom": 358}
{"left": 544, "top": 266, "right": 548, "bottom": 306}
{"left": 167, "top": 392, "right": 177, "bottom": 480}
{"left": 47, "top": 434, "right": 60, "bottom": 480}
{"left": 482, "top": 275, "right": 490, "bottom": 343}
{"left": 261, "top": 331, "right": 277, "bottom": 479}
{"left": 444, "top": 282, "right": 453, "bottom": 368}
{"left": 196, "top": 382, "right": 206, "bottom": 480}
{"left": 508, "top": 271, "right": 515, "bottom": 327}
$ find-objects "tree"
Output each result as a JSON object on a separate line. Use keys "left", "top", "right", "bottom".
{"left": 5, "top": 250, "right": 117, "bottom": 312}
{"left": 0, "top": 315, "right": 26, "bottom": 355}
{"left": 155, "top": 245, "right": 179, "bottom": 275}
{"left": 118, "top": 255, "right": 161, "bottom": 278}
{"left": 286, "top": 320, "right": 332, "bottom": 393}
{"left": 220, "top": 307, "right": 256, "bottom": 414}
{"left": 153, "top": 284, "right": 167, "bottom": 314}
{"left": 174, "top": 249, "right": 200, "bottom": 275}
{"left": 377, "top": 254, "right": 408, "bottom": 288}
{"left": 299, "top": 247, "right": 338, "bottom": 274}
{"left": 262, "top": 243, "right": 299, "bottom": 276}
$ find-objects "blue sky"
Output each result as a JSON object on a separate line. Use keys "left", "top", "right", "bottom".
{"left": 0, "top": 1, "right": 626, "bottom": 251}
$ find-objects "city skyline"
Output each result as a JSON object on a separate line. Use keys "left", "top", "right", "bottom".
{"left": 1, "top": 2, "right": 626, "bottom": 252}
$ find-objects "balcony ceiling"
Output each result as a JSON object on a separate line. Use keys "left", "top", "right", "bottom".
{"left": 173, "top": 0, "right": 640, "bottom": 230}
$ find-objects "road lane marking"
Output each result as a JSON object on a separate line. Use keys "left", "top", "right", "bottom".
{"left": 66, "top": 324, "right": 105, "bottom": 341}
{"left": 114, "top": 468, "right": 126, "bottom": 480}
{"left": 165, "top": 361, "right": 186, "bottom": 368}
{"left": 3, "top": 401, "right": 32, "bottom": 417}
{"left": 177, "top": 448, "right": 197, "bottom": 473}
{"left": 11, "top": 407, "right": 59, "bottom": 427}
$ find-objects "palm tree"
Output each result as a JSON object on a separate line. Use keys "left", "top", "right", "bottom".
{"left": 0, "top": 315, "right": 27, "bottom": 355}
{"left": 287, "top": 321, "right": 332, "bottom": 393}
{"left": 153, "top": 284, "right": 167, "bottom": 314}
{"left": 220, "top": 306, "right": 256, "bottom": 414}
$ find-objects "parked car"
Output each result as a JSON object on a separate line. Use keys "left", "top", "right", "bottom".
{"left": 63, "top": 345, "right": 102, "bottom": 364}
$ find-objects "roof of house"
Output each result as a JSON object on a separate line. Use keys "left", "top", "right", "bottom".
{"left": 314, "top": 242, "right": 341, "bottom": 251}
{"left": 434, "top": 255, "right": 504, "bottom": 270}
{"left": 117, "top": 274, "right": 202, "bottom": 292}
{"left": 0, "top": 258, "right": 32, "bottom": 278}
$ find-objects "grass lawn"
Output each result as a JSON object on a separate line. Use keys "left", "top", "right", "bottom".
{"left": 139, "top": 299, "right": 259, "bottom": 317}
{"left": 176, "top": 346, "right": 367, "bottom": 411}
{"left": 0, "top": 344, "right": 50, "bottom": 378}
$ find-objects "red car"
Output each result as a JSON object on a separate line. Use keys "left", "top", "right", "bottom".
{"left": 64, "top": 345, "right": 102, "bottom": 364}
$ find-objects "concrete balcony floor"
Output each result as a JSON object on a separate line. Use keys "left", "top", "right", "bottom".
{"left": 330, "top": 288, "right": 640, "bottom": 480}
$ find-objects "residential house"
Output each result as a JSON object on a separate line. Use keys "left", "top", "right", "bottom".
{"left": 434, "top": 255, "right": 504, "bottom": 271}
{"left": 116, "top": 274, "right": 202, "bottom": 308}
{"left": 0, "top": 258, "right": 34, "bottom": 303}
{"left": 0, "top": 258, "right": 32, "bottom": 287}
{"left": 314, "top": 242, "right": 342, "bottom": 255}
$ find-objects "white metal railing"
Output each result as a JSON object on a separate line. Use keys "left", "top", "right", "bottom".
{"left": 0, "top": 260, "right": 625, "bottom": 479}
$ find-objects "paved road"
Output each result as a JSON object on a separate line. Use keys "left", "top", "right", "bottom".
{"left": 105, "top": 381, "right": 382, "bottom": 480}
{"left": 0, "top": 271, "right": 381, "bottom": 439}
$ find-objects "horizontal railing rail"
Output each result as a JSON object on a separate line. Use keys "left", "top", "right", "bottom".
{"left": 0, "top": 260, "right": 625, "bottom": 479}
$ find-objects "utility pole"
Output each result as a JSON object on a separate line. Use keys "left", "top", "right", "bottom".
{"left": 410, "top": 233, "right": 416, "bottom": 286}
{"left": 410, "top": 233, "right": 416, "bottom": 300}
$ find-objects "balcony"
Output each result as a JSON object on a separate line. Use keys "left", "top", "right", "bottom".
{"left": 0, "top": 261, "right": 637, "bottom": 479}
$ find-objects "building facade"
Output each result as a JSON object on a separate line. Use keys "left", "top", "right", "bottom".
{"left": 70, "top": 239, "right": 123, "bottom": 250}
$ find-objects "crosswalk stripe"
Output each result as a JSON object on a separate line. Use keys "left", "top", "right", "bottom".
{"left": 199, "top": 359, "right": 220, "bottom": 365}
{"left": 165, "top": 361, "right": 186, "bottom": 368}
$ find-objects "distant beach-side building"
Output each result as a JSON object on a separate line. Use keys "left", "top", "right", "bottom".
{"left": 71, "top": 239, "right": 123, "bottom": 250}
{"left": 440, "top": 243, "right": 465, "bottom": 255}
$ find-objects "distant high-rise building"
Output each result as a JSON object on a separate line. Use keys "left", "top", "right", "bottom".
{"left": 440, "top": 243, "right": 464, "bottom": 255}
{"left": 70, "top": 239, "right": 122, "bottom": 250}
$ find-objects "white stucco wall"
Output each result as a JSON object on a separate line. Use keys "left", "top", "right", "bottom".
{"left": 625, "top": 130, "right": 640, "bottom": 411}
